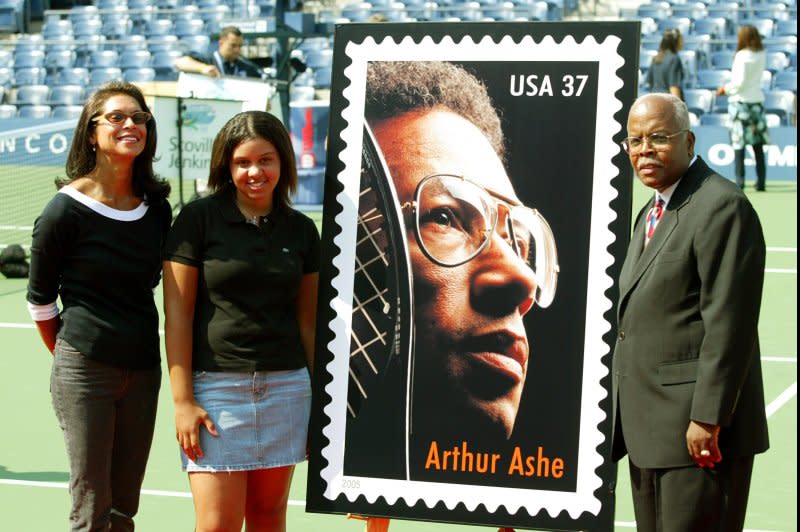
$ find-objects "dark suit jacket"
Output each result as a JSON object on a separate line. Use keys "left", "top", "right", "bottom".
{"left": 612, "top": 157, "right": 769, "bottom": 469}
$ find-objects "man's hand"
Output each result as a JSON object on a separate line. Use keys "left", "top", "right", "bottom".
{"left": 201, "top": 64, "right": 221, "bottom": 78}
{"left": 686, "top": 420, "right": 721, "bottom": 468}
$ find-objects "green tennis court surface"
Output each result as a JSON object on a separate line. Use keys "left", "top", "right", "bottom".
{"left": 0, "top": 181, "right": 795, "bottom": 531}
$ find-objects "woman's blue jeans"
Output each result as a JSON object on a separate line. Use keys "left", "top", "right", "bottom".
{"left": 51, "top": 339, "right": 161, "bottom": 531}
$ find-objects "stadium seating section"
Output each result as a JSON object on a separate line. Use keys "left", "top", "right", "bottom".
{"left": 0, "top": 0, "right": 795, "bottom": 122}
{"left": 630, "top": 0, "right": 796, "bottom": 125}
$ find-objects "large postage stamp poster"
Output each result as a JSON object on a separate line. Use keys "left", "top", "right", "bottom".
{"left": 307, "top": 21, "right": 640, "bottom": 531}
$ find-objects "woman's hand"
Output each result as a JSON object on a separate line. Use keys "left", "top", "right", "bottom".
{"left": 174, "top": 400, "right": 218, "bottom": 461}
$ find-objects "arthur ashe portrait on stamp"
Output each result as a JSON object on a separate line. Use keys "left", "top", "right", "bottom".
{"left": 307, "top": 22, "right": 640, "bottom": 530}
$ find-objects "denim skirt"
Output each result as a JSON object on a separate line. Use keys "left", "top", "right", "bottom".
{"left": 182, "top": 368, "right": 311, "bottom": 472}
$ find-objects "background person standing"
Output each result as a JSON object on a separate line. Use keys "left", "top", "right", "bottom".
{"left": 717, "top": 24, "right": 770, "bottom": 191}
{"left": 646, "top": 28, "right": 685, "bottom": 100}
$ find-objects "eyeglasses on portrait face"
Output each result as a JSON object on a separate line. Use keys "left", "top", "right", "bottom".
{"left": 621, "top": 129, "right": 688, "bottom": 153}
{"left": 401, "top": 173, "right": 559, "bottom": 308}
{"left": 93, "top": 111, "right": 152, "bottom": 126}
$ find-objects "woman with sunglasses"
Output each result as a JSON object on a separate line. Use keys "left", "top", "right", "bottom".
{"left": 26, "top": 81, "right": 172, "bottom": 531}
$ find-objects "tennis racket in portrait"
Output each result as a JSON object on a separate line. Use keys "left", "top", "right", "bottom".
{"left": 343, "top": 123, "right": 415, "bottom": 479}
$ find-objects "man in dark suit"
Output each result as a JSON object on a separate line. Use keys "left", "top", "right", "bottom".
{"left": 612, "top": 93, "right": 769, "bottom": 531}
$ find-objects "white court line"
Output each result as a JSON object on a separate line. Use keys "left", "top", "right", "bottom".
{"left": 766, "top": 382, "right": 797, "bottom": 419}
{"left": 766, "top": 268, "right": 797, "bottom": 274}
{"left": 767, "top": 247, "right": 797, "bottom": 253}
{"left": 0, "top": 480, "right": 784, "bottom": 531}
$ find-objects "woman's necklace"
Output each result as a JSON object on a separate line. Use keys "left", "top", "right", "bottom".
{"left": 236, "top": 201, "right": 271, "bottom": 226}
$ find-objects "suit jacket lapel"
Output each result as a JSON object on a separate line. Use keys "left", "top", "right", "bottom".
{"left": 618, "top": 158, "right": 711, "bottom": 317}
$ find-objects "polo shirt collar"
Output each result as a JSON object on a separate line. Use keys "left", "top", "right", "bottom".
{"left": 216, "top": 187, "right": 287, "bottom": 226}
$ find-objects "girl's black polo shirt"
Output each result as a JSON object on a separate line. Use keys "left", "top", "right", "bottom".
{"left": 164, "top": 190, "right": 320, "bottom": 372}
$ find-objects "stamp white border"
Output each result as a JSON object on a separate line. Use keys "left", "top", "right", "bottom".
{"left": 320, "top": 33, "right": 624, "bottom": 518}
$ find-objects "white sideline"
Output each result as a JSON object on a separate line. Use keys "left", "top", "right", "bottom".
{"left": 0, "top": 480, "right": 786, "bottom": 531}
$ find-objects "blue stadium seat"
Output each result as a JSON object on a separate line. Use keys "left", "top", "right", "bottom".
{"left": 636, "top": 1, "right": 670, "bottom": 21}
{"left": 762, "top": 71, "right": 773, "bottom": 92}
{"left": 44, "top": 34, "right": 76, "bottom": 54}
{"left": 639, "top": 49, "right": 658, "bottom": 71}
{"left": 13, "top": 34, "right": 44, "bottom": 54}
{"left": 52, "top": 105, "right": 85, "bottom": 119}
{"left": 481, "top": 1, "right": 516, "bottom": 20}
{"left": 50, "top": 85, "right": 85, "bottom": 106}
{"left": 775, "top": 19, "right": 797, "bottom": 38}
{"left": 18, "top": 104, "right": 52, "bottom": 119}
{"left": 0, "top": 0, "right": 28, "bottom": 34}
{"left": 304, "top": 48, "right": 333, "bottom": 70}
{"left": 765, "top": 51, "right": 791, "bottom": 73}
{"left": 69, "top": 4, "right": 100, "bottom": 24}
{"left": 313, "top": 66, "right": 333, "bottom": 89}
{"left": 669, "top": 2, "right": 706, "bottom": 20}
{"left": 89, "top": 50, "right": 119, "bottom": 69}
{"left": 763, "top": 36, "right": 797, "bottom": 56}
{"left": 119, "top": 50, "right": 152, "bottom": 70}
{"left": 72, "top": 18, "right": 103, "bottom": 39}
{"left": 13, "top": 50, "right": 45, "bottom": 69}
{"left": 102, "top": 18, "right": 133, "bottom": 40}
{"left": 700, "top": 113, "right": 731, "bottom": 127}
{"left": 58, "top": 67, "right": 90, "bottom": 86}
{"left": 713, "top": 93, "right": 729, "bottom": 114}
{"left": 657, "top": 17, "right": 692, "bottom": 37}
{"left": 152, "top": 50, "right": 182, "bottom": 81}
{"left": 0, "top": 66, "right": 11, "bottom": 87}
{"left": 765, "top": 113, "right": 782, "bottom": 128}
{"left": 12, "top": 67, "right": 46, "bottom": 86}
{"left": 149, "top": 35, "right": 181, "bottom": 54}
{"left": 179, "top": 35, "right": 210, "bottom": 55}
{"left": 696, "top": 69, "right": 731, "bottom": 90}
{"left": 684, "top": 89, "right": 715, "bottom": 116}
{"left": 341, "top": 2, "right": 374, "bottom": 21}
{"left": 740, "top": 18, "right": 775, "bottom": 39}
{"left": 682, "top": 34, "right": 712, "bottom": 69}
{"left": 679, "top": 50, "right": 699, "bottom": 87}
{"left": 41, "top": 19, "right": 73, "bottom": 39}
{"left": 123, "top": 67, "right": 156, "bottom": 82}
{"left": 0, "top": 49, "right": 12, "bottom": 68}
{"left": 705, "top": 3, "right": 738, "bottom": 32}
{"left": 711, "top": 50, "right": 735, "bottom": 70}
{"left": 0, "top": 103, "right": 17, "bottom": 119}
{"left": 174, "top": 18, "right": 205, "bottom": 38}
{"left": 89, "top": 67, "right": 124, "bottom": 87}
{"left": 763, "top": 89, "right": 796, "bottom": 124}
{"left": 45, "top": 50, "right": 76, "bottom": 71}
{"left": 15, "top": 84, "right": 50, "bottom": 105}
{"left": 773, "top": 70, "right": 797, "bottom": 92}
{"left": 119, "top": 35, "right": 149, "bottom": 53}
{"left": 146, "top": 18, "right": 174, "bottom": 37}
{"left": 691, "top": 18, "right": 727, "bottom": 40}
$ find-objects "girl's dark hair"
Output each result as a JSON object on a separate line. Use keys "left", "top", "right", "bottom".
{"left": 654, "top": 29, "right": 682, "bottom": 64}
{"left": 59, "top": 81, "right": 170, "bottom": 204}
{"left": 206, "top": 111, "right": 297, "bottom": 211}
{"left": 737, "top": 24, "right": 764, "bottom": 52}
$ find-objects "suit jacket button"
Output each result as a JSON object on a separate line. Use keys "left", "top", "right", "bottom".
{"left": 618, "top": 331, "right": 625, "bottom": 341}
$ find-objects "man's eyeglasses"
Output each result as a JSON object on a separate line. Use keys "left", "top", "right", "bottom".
{"left": 621, "top": 130, "right": 688, "bottom": 153}
{"left": 402, "top": 173, "right": 559, "bottom": 308}
{"left": 93, "top": 111, "right": 152, "bottom": 125}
